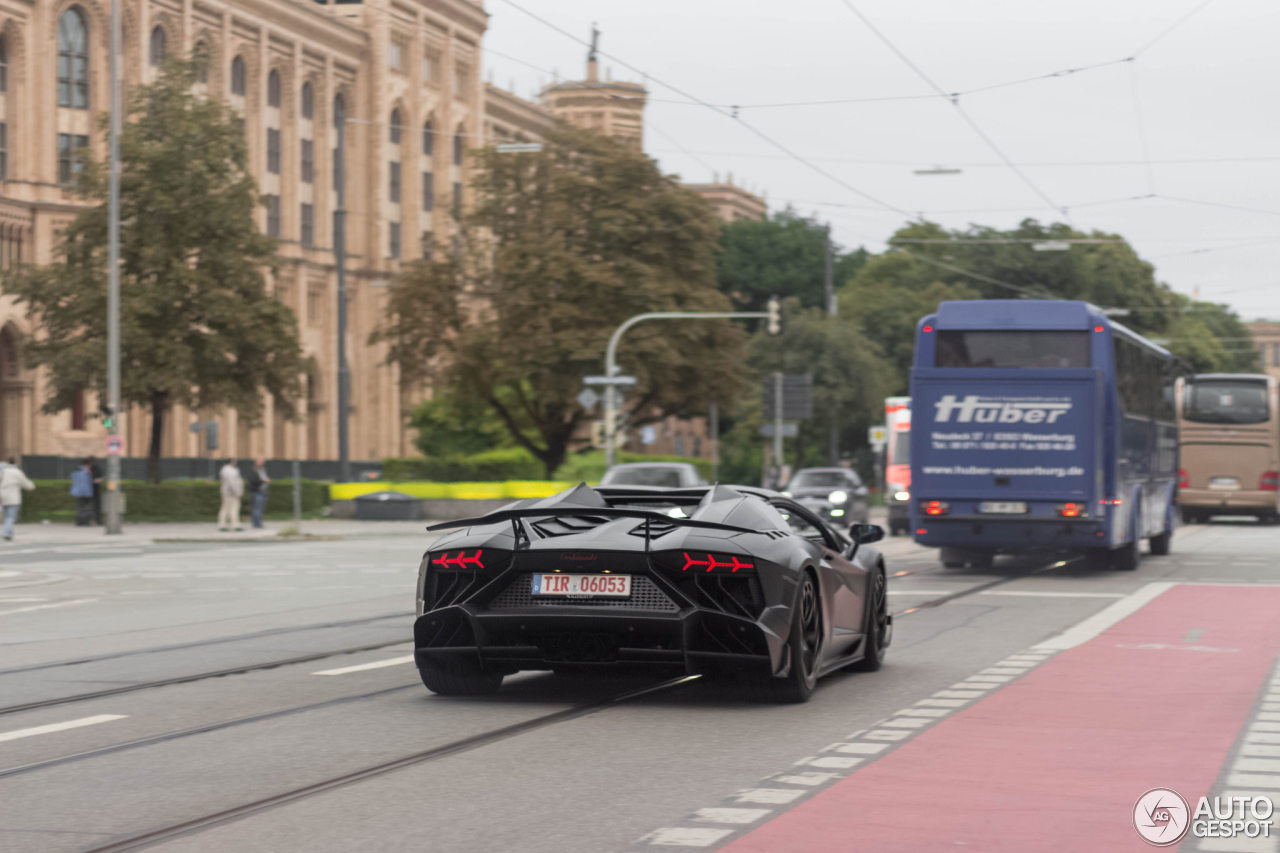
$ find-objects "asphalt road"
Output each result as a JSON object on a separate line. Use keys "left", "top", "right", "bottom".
{"left": 1, "top": 520, "right": 1278, "bottom": 852}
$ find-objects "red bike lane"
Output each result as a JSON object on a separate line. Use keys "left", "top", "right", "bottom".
{"left": 725, "top": 584, "right": 1280, "bottom": 852}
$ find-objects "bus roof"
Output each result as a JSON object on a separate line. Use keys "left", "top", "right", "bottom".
{"left": 929, "top": 299, "right": 1174, "bottom": 359}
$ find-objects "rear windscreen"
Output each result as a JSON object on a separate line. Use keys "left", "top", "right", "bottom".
{"left": 1183, "top": 379, "right": 1270, "bottom": 425}
{"left": 603, "top": 469, "right": 683, "bottom": 488}
{"left": 935, "top": 331, "right": 1091, "bottom": 369}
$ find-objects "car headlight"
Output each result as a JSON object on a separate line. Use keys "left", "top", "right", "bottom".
{"left": 894, "top": 490, "right": 910, "bottom": 502}
{"left": 828, "top": 490, "right": 848, "bottom": 504}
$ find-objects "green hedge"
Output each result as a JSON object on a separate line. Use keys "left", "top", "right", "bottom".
{"left": 21, "top": 479, "right": 331, "bottom": 522}
{"left": 382, "top": 447, "right": 544, "bottom": 481}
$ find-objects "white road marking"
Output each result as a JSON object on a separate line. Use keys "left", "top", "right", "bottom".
{"left": 693, "top": 808, "right": 771, "bottom": 825}
{"left": 645, "top": 827, "right": 732, "bottom": 847}
{"left": 774, "top": 772, "right": 837, "bottom": 786}
{"left": 892, "top": 708, "right": 950, "bottom": 718}
{"left": 982, "top": 667, "right": 1029, "bottom": 675}
{"left": 0, "top": 714, "right": 127, "bottom": 743}
{"left": 734, "top": 788, "right": 804, "bottom": 805}
{"left": 0, "top": 598, "right": 97, "bottom": 616}
{"left": 831, "top": 742, "right": 890, "bottom": 754}
{"left": 0, "top": 570, "right": 22, "bottom": 576}
{"left": 1034, "top": 582, "right": 1176, "bottom": 651}
{"left": 1253, "top": 723, "right": 1280, "bottom": 732}
{"left": 964, "top": 675, "right": 1012, "bottom": 683}
{"left": 936, "top": 689, "right": 985, "bottom": 699}
{"left": 887, "top": 589, "right": 950, "bottom": 596}
{"left": 1248, "top": 734, "right": 1280, "bottom": 745}
{"left": 312, "top": 655, "right": 414, "bottom": 676}
{"left": 1240, "top": 745, "right": 1280, "bottom": 758}
{"left": 1260, "top": 713, "right": 1280, "bottom": 722}
{"left": 861, "top": 729, "right": 910, "bottom": 741}
{"left": 1234, "top": 758, "right": 1280, "bottom": 773}
{"left": 0, "top": 597, "right": 47, "bottom": 603}
{"left": 978, "top": 591, "right": 1126, "bottom": 598}
{"left": 803, "top": 755, "right": 864, "bottom": 768}
{"left": 917, "top": 698, "right": 967, "bottom": 707}
{"left": 951, "top": 682, "right": 996, "bottom": 691}
{"left": 1225, "top": 774, "right": 1280, "bottom": 790}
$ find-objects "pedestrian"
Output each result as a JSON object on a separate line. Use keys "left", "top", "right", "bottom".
{"left": 247, "top": 458, "right": 271, "bottom": 529}
{"left": 0, "top": 457, "right": 35, "bottom": 541}
{"left": 218, "top": 458, "right": 244, "bottom": 531}
{"left": 88, "top": 455, "right": 104, "bottom": 525}
{"left": 70, "top": 459, "right": 95, "bottom": 526}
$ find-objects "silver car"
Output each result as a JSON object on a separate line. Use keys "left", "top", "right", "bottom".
{"left": 598, "top": 462, "right": 708, "bottom": 489}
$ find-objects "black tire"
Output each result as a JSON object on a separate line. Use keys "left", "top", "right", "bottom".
{"left": 1180, "top": 507, "right": 1197, "bottom": 524}
{"left": 1148, "top": 527, "right": 1172, "bottom": 556}
{"left": 1111, "top": 538, "right": 1140, "bottom": 571}
{"left": 747, "top": 572, "right": 822, "bottom": 703}
{"left": 417, "top": 658, "right": 505, "bottom": 696}
{"left": 940, "top": 547, "right": 966, "bottom": 569}
{"left": 847, "top": 568, "right": 890, "bottom": 672}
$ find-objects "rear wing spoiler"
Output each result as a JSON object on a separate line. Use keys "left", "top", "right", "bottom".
{"left": 427, "top": 507, "right": 758, "bottom": 536}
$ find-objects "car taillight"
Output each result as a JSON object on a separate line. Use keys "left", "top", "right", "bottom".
{"left": 1178, "top": 469, "right": 1189, "bottom": 489}
{"left": 1057, "top": 502, "right": 1086, "bottom": 518}
{"left": 430, "top": 549, "right": 484, "bottom": 569}
{"left": 1261, "top": 472, "right": 1279, "bottom": 492}
{"left": 681, "top": 552, "right": 754, "bottom": 573}
{"left": 922, "top": 500, "right": 949, "bottom": 516}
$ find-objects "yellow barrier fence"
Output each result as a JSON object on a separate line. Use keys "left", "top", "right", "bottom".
{"left": 329, "top": 481, "right": 574, "bottom": 502}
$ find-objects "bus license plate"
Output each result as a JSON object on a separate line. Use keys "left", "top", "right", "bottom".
{"left": 531, "top": 574, "right": 632, "bottom": 597}
{"left": 979, "top": 501, "right": 1028, "bottom": 514}
{"left": 1208, "top": 477, "right": 1239, "bottom": 490}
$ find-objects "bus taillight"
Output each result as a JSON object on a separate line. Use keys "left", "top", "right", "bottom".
{"left": 1261, "top": 472, "right": 1279, "bottom": 491}
{"left": 922, "top": 500, "right": 949, "bottom": 516}
{"left": 1057, "top": 502, "right": 1086, "bottom": 518}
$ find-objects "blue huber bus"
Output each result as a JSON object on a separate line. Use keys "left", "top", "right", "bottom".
{"left": 909, "top": 300, "right": 1180, "bottom": 570}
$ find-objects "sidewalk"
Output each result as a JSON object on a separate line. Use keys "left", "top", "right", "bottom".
{"left": 2, "top": 518, "right": 436, "bottom": 547}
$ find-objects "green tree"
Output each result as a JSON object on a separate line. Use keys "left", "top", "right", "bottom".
{"left": 717, "top": 208, "right": 865, "bottom": 311}
{"left": 2, "top": 58, "right": 305, "bottom": 482}
{"left": 408, "top": 392, "right": 518, "bottom": 457}
{"left": 376, "top": 124, "right": 747, "bottom": 478}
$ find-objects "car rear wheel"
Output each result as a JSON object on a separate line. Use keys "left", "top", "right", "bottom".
{"left": 417, "top": 658, "right": 505, "bottom": 696}
{"left": 1148, "top": 527, "right": 1172, "bottom": 556}
{"left": 747, "top": 573, "right": 822, "bottom": 704}
{"left": 847, "top": 568, "right": 889, "bottom": 672}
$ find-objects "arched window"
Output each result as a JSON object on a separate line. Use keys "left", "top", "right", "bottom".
{"left": 149, "top": 26, "right": 166, "bottom": 67}
{"left": 0, "top": 35, "right": 8, "bottom": 93}
{"left": 193, "top": 40, "right": 209, "bottom": 84}
{"left": 57, "top": 7, "right": 90, "bottom": 109}
{"left": 230, "top": 55, "right": 246, "bottom": 96}
{"left": 453, "top": 124, "right": 464, "bottom": 166}
{"left": 267, "top": 70, "right": 280, "bottom": 108}
{"left": 301, "top": 81, "right": 313, "bottom": 120}
{"left": 389, "top": 109, "right": 401, "bottom": 145}
{"left": 422, "top": 120, "right": 433, "bottom": 156}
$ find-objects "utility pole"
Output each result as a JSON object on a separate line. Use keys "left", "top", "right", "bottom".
{"left": 824, "top": 226, "right": 838, "bottom": 465}
{"left": 104, "top": 0, "right": 123, "bottom": 535}
{"left": 709, "top": 402, "right": 719, "bottom": 483}
{"left": 334, "top": 99, "right": 350, "bottom": 483}
{"left": 773, "top": 371, "right": 784, "bottom": 487}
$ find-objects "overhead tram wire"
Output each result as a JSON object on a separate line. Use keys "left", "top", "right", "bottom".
{"left": 495, "top": 0, "right": 911, "bottom": 217}
{"left": 836, "top": 0, "right": 1065, "bottom": 216}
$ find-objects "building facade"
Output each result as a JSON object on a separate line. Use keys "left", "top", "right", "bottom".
{"left": 1246, "top": 321, "right": 1280, "bottom": 380}
{"left": 0, "top": 0, "right": 761, "bottom": 466}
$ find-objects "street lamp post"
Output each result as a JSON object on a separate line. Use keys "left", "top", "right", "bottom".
{"left": 104, "top": 0, "right": 123, "bottom": 535}
{"left": 334, "top": 100, "right": 350, "bottom": 483}
{"left": 601, "top": 307, "right": 774, "bottom": 470}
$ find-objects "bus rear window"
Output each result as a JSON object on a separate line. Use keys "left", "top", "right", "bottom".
{"left": 934, "top": 331, "right": 1091, "bottom": 368}
{"left": 1183, "top": 380, "right": 1270, "bottom": 425}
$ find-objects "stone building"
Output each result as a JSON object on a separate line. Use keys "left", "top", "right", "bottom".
{"left": 0, "top": 0, "right": 762, "bottom": 466}
{"left": 1245, "top": 321, "right": 1280, "bottom": 380}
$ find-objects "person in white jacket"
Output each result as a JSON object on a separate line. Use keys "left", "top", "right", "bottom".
{"left": 0, "top": 457, "right": 36, "bottom": 541}
{"left": 217, "top": 459, "right": 244, "bottom": 531}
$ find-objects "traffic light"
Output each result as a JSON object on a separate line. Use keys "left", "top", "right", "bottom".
{"left": 100, "top": 404, "right": 115, "bottom": 430}
{"left": 766, "top": 295, "right": 781, "bottom": 335}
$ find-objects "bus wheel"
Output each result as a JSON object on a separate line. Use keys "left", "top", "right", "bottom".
{"left": 1111, "top": 538, "right": 1140, "bottom": 571}
{"left": 939, "top": 548, "right": 967, "bottom": 569}
{"left": 1148, "top": 527, "right": 1172, "bottom": 556}
{"left": 966, "top": 550, "right": 995, "bottom": 570}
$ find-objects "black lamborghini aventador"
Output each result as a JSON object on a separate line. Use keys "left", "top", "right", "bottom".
{"left": 413, "top": 483, "right": 891, "bottom": 702}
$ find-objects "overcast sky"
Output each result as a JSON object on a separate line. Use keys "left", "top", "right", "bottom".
{"left": 483, "top": 0, "right": 1279, "bottom": 320}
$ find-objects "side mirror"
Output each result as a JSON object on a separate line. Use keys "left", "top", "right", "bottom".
{"left": 849, "top": 523, "right": 884, "bottom": 545}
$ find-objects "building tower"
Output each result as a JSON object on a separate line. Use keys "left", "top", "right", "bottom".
{"left": 541, "top": 26, "right": 647, "bottom": 148}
